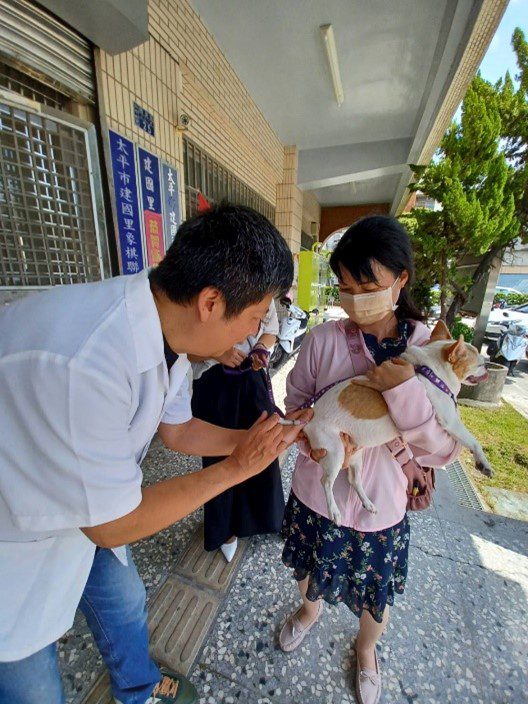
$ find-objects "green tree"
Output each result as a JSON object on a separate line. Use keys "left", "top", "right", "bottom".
{"left": 404, "top": 29, "right": 528, "bottom": 330}
{"left": 498, "top": 28, "right": 528, "bottom": 238}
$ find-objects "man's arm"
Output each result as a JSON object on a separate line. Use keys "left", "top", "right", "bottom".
{"left": 159, "top": 410, "right": 309, "bottom": 457}
{"left": 82, "top": 412, "right": 296, "bottom": 548}
{"left": 158, "top": 418, "right": 243, "bottom": 456}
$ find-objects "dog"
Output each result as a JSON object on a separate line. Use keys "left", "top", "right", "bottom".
{"left": 302, "top": 320, "right": 492, "bottom": 525}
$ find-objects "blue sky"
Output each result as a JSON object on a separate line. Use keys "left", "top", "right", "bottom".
{"left": 478, "top": 0, "right": 527, "bottom": 84}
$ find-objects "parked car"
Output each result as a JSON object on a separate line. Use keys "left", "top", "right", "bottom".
{"left": 486, "top": 303, "right": 528, "bottom": 337}
{"left": 495, "top": 285, "right": 522, "bottom": 296}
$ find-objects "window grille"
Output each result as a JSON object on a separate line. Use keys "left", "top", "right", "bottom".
{"left": 0, "top": 95, "right": 102, "bottom": 286}
{"left": 183, "top": 138, "right": 275, "bottom": 223}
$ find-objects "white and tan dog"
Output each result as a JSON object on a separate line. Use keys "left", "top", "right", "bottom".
{"left": 303, "top": 321, "right": 492, "bottom": 525}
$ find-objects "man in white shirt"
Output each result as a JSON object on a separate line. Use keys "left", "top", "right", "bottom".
{"left": 0, "top": 204, "right": 307, "bottom": 704}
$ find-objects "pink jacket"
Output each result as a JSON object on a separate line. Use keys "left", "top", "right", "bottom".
{"left": 285, "top": 319, "right": 461, "bottom": 531}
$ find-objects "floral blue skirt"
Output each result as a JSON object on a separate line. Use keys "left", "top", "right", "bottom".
{"left": 281, "top": 493, "right": 410, "bottom": 623}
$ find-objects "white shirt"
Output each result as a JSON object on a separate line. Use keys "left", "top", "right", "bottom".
{"left": 0, "top": 271, "right": 191, "bottom": 661}
{"left": 191, "top": 300, "right": 279, "bottom": 380}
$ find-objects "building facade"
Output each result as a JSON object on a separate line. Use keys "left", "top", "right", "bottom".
{"left": 0, "top": 0, "right": 507, "bottom": 309}
{"left": 0, "top": 0, "right": 314, "bottom": 306}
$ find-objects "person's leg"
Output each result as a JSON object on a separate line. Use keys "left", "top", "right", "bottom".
{"left": 355, "top": 606, "right": 390, "bottom": 671}
{"left": 295, "top": 576, "right": 323, "bottom": 628}
{"left": 79, "top": 547, "right": 160, "bottom": 704}
{"left": 0, "top": 643, "right": 65, "bottom": 704}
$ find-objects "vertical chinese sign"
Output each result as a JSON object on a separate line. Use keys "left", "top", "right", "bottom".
{"left": 109, "top": 130, "right": 144, "bottom": 275}
{"left": 138, "top": 147, "right": 164, "bottom": 266}
{"left": 161, "top": 162, "right": 181, "bottom": 250}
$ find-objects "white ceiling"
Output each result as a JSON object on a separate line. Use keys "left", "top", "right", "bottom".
{"left": 189, "top": 0, "right": 479, "bottom": 210}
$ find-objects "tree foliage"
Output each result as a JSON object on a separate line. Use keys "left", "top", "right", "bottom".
{"left": 401, "top": 28, "right": 527, "bottom": 329}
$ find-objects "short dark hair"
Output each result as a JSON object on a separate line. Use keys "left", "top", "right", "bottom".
{"left": 329, "top": 215, "right": 425, "bottom": 322}
{"left": 149, "top": 203, "right": 293, "bottom": 317}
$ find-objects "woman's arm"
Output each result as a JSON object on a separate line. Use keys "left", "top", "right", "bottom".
{"left": 254, "top": 333, "right": 276, "bottom": 350}
{"left": 355, "top": 358, "right": 461, "bottom": 466}
{"left": 284, "top": 332, "right": 318, "bottom": 413}
{"left": 383, "top": 376, "right": 460, "bottom": 466}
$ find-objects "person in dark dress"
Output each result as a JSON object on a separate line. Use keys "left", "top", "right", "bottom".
{"left": 190, "top": 301, "right": 285, "bottom": 561}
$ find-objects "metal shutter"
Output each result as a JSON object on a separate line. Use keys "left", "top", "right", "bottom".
{"left": 0, "top": 0, "right": 95, "bottom": 104}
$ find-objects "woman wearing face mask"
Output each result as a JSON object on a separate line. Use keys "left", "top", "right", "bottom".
{"left": 278, "top": 216, "right": 460, "bottom": 704}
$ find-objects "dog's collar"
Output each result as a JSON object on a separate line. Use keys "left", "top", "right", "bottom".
{"left": 414, "top": 365, "right": 457, "bottom": 406}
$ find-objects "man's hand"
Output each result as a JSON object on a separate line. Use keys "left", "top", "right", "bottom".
{"left": 216, "top": 347, "right": 247, "bottom": 368}
{"left": 285, "top": 407, "right": 314, "bottom": 424}
{"left": 277, "top": 408, "right": 311, "bottom": 446}
{"left": 230, "top": 412, "right": 287, "bottom": 478}
{"left": 284, "top": 408, "right": 313, "bottom": 450}
{"left": 353, "top": 357, "right": 415, "bottom": 392}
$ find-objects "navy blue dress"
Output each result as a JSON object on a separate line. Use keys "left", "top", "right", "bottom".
{"left": 191, "top": 363, "right": 285, "bottom": 551}
{"left": 165, "top": 340, "right": 285, "bottom": 551}
{"left": 281, "top": 321, "right": 414, "bottom": 622}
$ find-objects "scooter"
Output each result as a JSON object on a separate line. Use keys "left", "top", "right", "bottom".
{"left": 270, "top": 297, "right": 313, "bottom": 368}
{"left": 488, "top": 320, "right": 528, "bottom": 374}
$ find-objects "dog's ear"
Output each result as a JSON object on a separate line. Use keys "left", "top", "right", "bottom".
{"left": 429, "top": 319, "right": 452, "bottom": 342}
{"left": 444, "top": 335, "right": 466, "bottom": 363}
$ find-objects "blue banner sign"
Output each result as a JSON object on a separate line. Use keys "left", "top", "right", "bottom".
{"left": 109, "top": 130, "right": 144, "bottom": 274}
{"left": 161, "top": 162, "right": 181, "bottom": 250}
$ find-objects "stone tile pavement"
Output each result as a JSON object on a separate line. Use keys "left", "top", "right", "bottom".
{"left": 188, "top": 455, "right": 528, "bottom": 704}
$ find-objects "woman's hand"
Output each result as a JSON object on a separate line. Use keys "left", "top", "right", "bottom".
{"left": 307, "top": 431, "right": 359, "bottom": 469}
{"left": 353, "top": 357, "right": 415, "bottom": 392}
{"left": 216, "top": 347, "right": 247, "bottom": 368}
{"left": 251, "top": 356, "right": 265, "bottom": 371}
{"left": 340, "top": 432, "right": 359, "bottom": 468}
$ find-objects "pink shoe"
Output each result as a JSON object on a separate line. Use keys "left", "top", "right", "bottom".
{"left": 279, "top": 600, "right": 323, "bottom": 652}
{"left": 355, "top": 645, "right": 381, "bottom": 704}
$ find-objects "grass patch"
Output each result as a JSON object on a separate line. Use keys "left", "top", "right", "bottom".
{"left": 459, "top": 402, "right": 528, "bottom": 496}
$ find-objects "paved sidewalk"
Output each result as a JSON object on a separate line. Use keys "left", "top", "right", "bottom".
{"left": 501, "top": 358, "right": 528, "bottom": 420}
{"left": 187, "top": 456, "right": 528, "bottom": 704}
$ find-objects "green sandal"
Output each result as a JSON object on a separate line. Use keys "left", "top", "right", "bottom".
{"left": 115, "top": 668, "right": 198, "bottom": 704}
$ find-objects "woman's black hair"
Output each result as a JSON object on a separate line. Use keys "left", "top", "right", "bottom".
{"left": 329, "top": 215, "right": 425, "bottom": 322}
{"left": 149, "top": 203, "right": 293, "bottom": 318}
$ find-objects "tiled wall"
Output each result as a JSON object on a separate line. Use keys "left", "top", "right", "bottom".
{"left": 96, "top": 0, "right": 288, "bottom": 256}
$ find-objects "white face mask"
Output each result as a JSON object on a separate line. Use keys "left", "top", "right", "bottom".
{"left": 339, "top": 278, "right": 400, "bottom": 326}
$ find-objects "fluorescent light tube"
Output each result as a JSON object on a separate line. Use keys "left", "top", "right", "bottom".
{"left": 320, "top": 24, "right": 344, "bottom": 107}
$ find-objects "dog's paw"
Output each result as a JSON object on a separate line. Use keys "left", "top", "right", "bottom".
{"left": 330, "top": 509, "right": 342, "bottom": 526}
{"left": 363, "top": 500, "right": 377, "bottom": 514}
{"left": 476, "top": 460, "right": 493, "bottom": 478}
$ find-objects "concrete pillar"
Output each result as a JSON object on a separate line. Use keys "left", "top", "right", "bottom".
{"left": 276, "top": 146, "right": 302, "bottom": 254}
{"left": 472, "top": 255, "right": 502, "bottom": 351}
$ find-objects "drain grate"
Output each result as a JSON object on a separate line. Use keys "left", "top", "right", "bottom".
{"left": 445, "top": 459, "right": 485, "bottom": 510}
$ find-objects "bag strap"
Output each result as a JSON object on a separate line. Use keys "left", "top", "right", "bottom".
{"left": 338, "top": 320, "right": 371, "bottom": 376}
{"left": 386, "top": 437, "right": 417, "bottom": 472}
